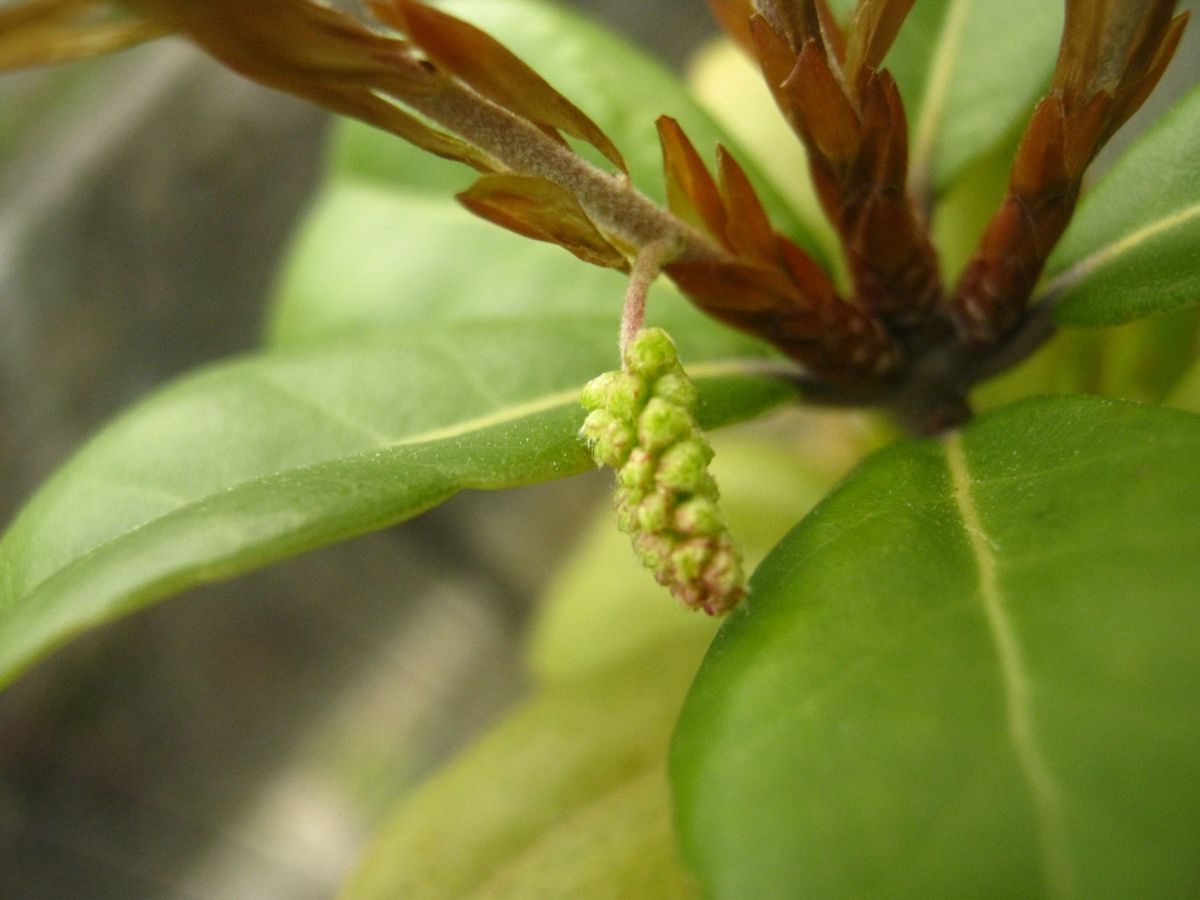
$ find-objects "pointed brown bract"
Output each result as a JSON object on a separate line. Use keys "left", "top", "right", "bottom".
{"left": 656, "top": 115, "right": 903, "bottom": 387}
{"left": 716, "top": 146, "right": 780, "bottom": 267}
{"left": 750, "top": 1, "right": 940, "bottom": 332}
{"left": 374, "top": 0, "right": 627, "bottom": 173}
{"left": 457, "top": 175, "right": 628, "bottom": 270}
{"left": 656, "top": 116, "right": 729, "bottom": 239}
{"left": 0, "top": 0, "right": 167, "bottom": 71}
{"left": 843, "top": 0, "right": 915, "bottom": 85}
{"left": 951, "top": 0, "right": 1188, "bottom": 346}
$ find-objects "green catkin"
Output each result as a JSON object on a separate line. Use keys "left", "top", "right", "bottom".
{"left": 579, "top": 327, "right": 747, "bottom": 615}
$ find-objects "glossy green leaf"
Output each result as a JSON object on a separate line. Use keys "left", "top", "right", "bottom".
{"left": 0, "top": 320, "right": 791, "bottom": 689}
{"left": 888, "top": 0, "right": 1062, "bottom": 195}
{"left": 1048, "top": 84, "right": 1200, "bottom": 326}
{"left": 673, "top": 395, "right": 1200, "bottom": 898}
{"left": 342, "top": 636, "right": 707, "bottom": 899}
{"left": 327, "top": 0, "right": 821, "bottom": 259}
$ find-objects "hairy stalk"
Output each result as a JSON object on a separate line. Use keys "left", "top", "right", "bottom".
{"left": 620, "top": 239, "right": 674, "bottom": 354}
{"left": 402, "top": 77, "right": 729, "bottom": 265}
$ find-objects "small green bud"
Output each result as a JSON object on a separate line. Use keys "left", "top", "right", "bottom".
{"left": 580, "top": 408, "right": 615, "bottom": 442}
{"left": 580, "top": 410, "right": 637, "bottom": 469}
{"left": 671, "top": 538, "right": 713, "bottom": 582}
{"left": 623, "top": 327, "right": 678, "bottom": 378}
{"left": 607, "top": 372, "right": 646, "bottom": 420}
{"left": 701, "top": 545, "right": 746, "bottom": 615}
{"left": 674, "top": 497, "right": 723, "bottom": 536}
{"left": 652, "top": 370, "right": 698, "bottom": 409}
{"left": 618, "top": 448, "right": 656, "bottom": 492}
{"left": 580, "top": 371, "right": 619, "bottom": 411}
{"left": 638, "top": 398, "right": 692, "bottom": 452}
{"left": 637, "top": 491, "right": 671, "bottom": 533}
{"left": 656, "top": 438, "right": 714, "bottom": 493}
{"left": 634, "top": 532, "right": 672, "bottom": 571}
{"left": 615, "top": 496, "right": 639, "bottom": 534}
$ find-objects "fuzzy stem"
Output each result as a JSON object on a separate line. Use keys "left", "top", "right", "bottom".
{"left": 619, "top": 239, "right": 674, "bottom": 357}
{"left": 399, "top": 78, "right": 729, "bottom": 265}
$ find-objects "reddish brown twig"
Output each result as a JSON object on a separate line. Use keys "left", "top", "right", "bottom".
{"left": 950, "top": 0, "right": 1188, "bottom": 346}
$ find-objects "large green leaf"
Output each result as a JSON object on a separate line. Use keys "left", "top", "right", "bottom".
{"left": 325, "top": 0, "right": 819, "bottom": 257}
{"left": 1047, "top": 84, "right": 1200, "bottom": 326}
{"left": 342, "top": 635, "right": 708, "bottom": 899}
{"left": 0, "top": 320, "right": 791, "bottom": 689}
{"left": 887, "top": 0, "right": 1062, "bottom": 196}
{"left": 672, "top": 395, "right": 1200, "bottom": 898}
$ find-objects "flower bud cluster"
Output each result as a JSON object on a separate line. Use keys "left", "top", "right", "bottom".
{"left": 579, "top": 328, "right": 746, "bottom": 615}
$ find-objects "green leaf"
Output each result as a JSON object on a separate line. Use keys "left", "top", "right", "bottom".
{"left": 342, "top": 636, "right": 707, "bottom": 899}
{"left": 326, "top": 0, "right": 821, "bottom": 258}
{"left": 0, "top": 321, "right": 791, "bottom": 689}
{"left": 1169, "top": 357, "right": 1200, "bottom": 414}
{"left": 672, "top": 395, "right": 1200, "bottom": 898}
{"left": 267, "top": 180, "right": 630, "bottom": 347}
{"left": 890, "top": 0, "right": 1062, "bottom": 195}
{"left": 1047, "top": 84, "right": 1200, "bottom": 326}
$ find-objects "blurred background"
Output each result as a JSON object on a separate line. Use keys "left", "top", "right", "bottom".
{"left": 0, "top": 2, "right": 714, "bottom": 897}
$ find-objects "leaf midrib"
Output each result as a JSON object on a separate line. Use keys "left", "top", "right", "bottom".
{"left": 944, "top": 434, "right": 1073, "bottom": 899}
{"left": 1047, "top": 199, "right": 1200, "bottom": 297}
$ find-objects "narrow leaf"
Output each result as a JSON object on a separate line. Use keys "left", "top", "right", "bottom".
{"left": 0, "top": 323, "right": 791, "bottom": 689}
{"left": 457, "top": 174, "right": 627, "bottom": 269}
{"left": 1046, "top": 83, "right": 1200, "bottom": 325}
{"left": 673, "top": 395, "right": 1200, "bottom": 898}
{"left": 378, "top": 0, "right": 627, "bottom": 173}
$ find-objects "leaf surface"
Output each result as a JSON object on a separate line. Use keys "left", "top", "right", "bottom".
{"left": 1047, "top": 83, "right": 1200, "bottom": 325}
{"left": 267, "top": 179, "right": 632, "bottom": 346}
{"left": 342, "top": 637, "right": 708, "bottom": 899}
{"left": 0, "top": 321, "right": 790, "bottom": 689}
{"left": 890, "top": 0, "right": 1062, "bottom": 194}
{"left": 672, "top": 395, "right": 1200, "bottom": 898}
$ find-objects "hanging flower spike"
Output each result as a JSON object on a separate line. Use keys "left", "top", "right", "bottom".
{"left": 580, "top": 328, "right": 747, "bottom": 615}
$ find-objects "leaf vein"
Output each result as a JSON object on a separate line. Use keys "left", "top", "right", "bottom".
{"left": 1047, "top": 199, "right": 1200, "bottom": 296}
{"left": 910, "top": 0, "right": 972, "bottom": 194}
{"left": 944, "top": 434, "right": 1073, "bottom": 899}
